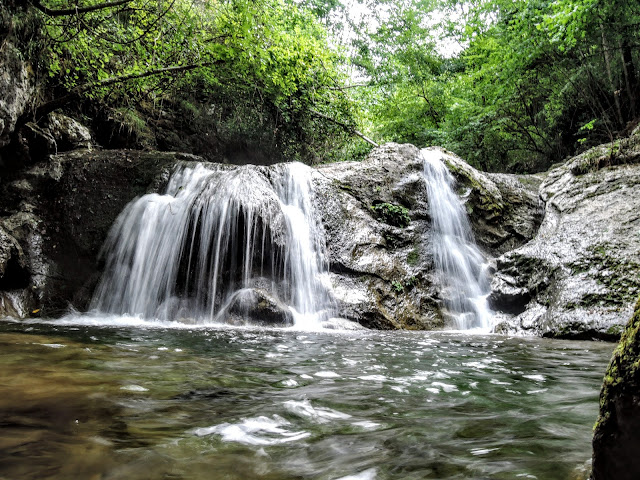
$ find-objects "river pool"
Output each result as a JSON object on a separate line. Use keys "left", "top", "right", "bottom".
{"left": 0, "top": 318, "right": 614, "bottom": 479}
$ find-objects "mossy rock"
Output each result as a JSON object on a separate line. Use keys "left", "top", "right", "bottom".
{"left": 370, "top": 202, "right": 411, "bottom": 228}
{"left": 591, "top": 297, "right": 640, "bottom": 479}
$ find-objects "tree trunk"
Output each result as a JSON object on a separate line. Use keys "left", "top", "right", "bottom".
{"left": 600, "top": 23, "right": 624, "bottom": 127}
{"left": 620, "top": 38, "right": 638, "bottom": 120}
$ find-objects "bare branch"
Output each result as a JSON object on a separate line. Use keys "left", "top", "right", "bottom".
{"left": 310, "top": 109, "right": 379, "bottom": 147}
{"left": 32, "top": 0, "right": 133, "bottom": 17}
{"left": 28, "top": 61, "right": 224, "bottom": 122}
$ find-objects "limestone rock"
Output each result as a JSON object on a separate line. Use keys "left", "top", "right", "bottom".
{"left": 591, "top": 297, "right": 640, "bottom": 479}
{"left": 443, "top": 152, "right": 544, "bottom": 255}
{"left": 0, "top": 150, "right": 192, "bottom": 316}
{"left": 314, "top": 143, "right": 443, "bottom": 330}
{"left": 45, "top": 113, "right": 92, "bottom": 151}
{"left": 490, "top": 134, "right": 640, "bottom": 339}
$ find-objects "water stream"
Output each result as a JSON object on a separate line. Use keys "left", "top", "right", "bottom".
{"left": 422, "top": 149, "right": 493, "bottom": 330}
{"left": 0, "top": 320, "right": 612, "bottom": 480}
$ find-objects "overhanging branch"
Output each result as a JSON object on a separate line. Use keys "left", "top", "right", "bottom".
{"left": 28, "top": 61, "right": 224, "bottom": 122}
{"left": 32, "top": 0, "right": 133, "bottom": 17}
{"left": 310, "top": 109, "right": 379, "bottom": 147}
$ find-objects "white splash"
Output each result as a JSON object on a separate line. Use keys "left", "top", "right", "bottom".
{"left": 192, "top": 415, "right": 310, "bottom": 446}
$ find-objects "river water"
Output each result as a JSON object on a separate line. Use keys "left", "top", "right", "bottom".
{"left": 0, "top": 318, "right": 613, "bottom": 480}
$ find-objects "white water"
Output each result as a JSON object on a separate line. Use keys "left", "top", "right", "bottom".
{"left": 421, "top": 148, "right": 493, "bottom": 330}
{"left": 91, "top": 161, "right": 334, "bottom": 328}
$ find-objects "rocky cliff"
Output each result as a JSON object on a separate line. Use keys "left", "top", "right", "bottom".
{"left": 0, "top": 148, "right": 195, "bottom": 317}
{"left": 313, "top": 144, "right": 541, "bottom": 329}
{"left": 488, "top": 131, "right": 640, "bottom": 340}
{"left": 0, "top": 142, "right": 540, "bottom": 329}
{"left": 0, "top": 128, "right": 638, "bottom": 336}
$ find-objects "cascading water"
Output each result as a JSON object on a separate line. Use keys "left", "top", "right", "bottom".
{"left": 421, "top": 148, "right": 493, "bottom": 330}
{"left": 90, "top": 161, "right": 334, "bottom": 328}
{"left": 272, "top": 162, "right": 335, "bottom": 325}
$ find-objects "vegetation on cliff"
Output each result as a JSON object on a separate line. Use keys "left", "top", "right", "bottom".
{"left": 2, "top": 0, "right": 362, "bottom": 164}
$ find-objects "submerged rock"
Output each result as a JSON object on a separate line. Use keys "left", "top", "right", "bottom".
{"left": 591, "top": 297, "right": 640, "bottom": 479}
{"left": 489, "top": 134, "right": 640, "bottom": 340}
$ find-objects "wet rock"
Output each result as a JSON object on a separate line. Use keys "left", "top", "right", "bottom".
{"left": 21, "top": 122, "right": 57, "bottom": 161}
{"left": 591, "top": 297, "right": 640, "bottom": 479}
{"left": 443, "top": 152, "right": 544, "bottom": 255}
{"left": 490, "top": 134, "right": 640, "bottom": 340}
{"left": 314, "top": 144, "right": 538, "bottom": 330}
{"left": 45, "top": 112, "right": 92, "bottom": 151}
{"left": 315, "top": 144, "right": 442, "bottom": 330}
{"left": 226, "top": 288, "right": 293, "bottom": 326}
{"left": 0, "top": 150, "right": 193, "bottom": 316}
{"left": 0, "top": 40, "right": 34, "bottom": 150}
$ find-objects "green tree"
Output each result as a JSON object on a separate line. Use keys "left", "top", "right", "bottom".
{"left": 19, "top": 0, "right": 361, "bottom": 163}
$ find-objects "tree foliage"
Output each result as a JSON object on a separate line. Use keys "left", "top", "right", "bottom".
{"left": 12, "top": 0, "right": 640, "bottom": 169}
{"left": 21, "top": 0, "right": 361, "bottom": 163}
{"left": 322, "top": 0, "right": 640, "bottom": 171}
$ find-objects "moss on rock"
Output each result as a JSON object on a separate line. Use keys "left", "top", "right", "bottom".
{"left": 591, "top": 297, "right": 640, "bottom": 479}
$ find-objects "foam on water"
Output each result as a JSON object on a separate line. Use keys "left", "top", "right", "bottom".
{"left": 192, "top": 415, "right": 310, "bottom": 446}
{"left": 283, "top": 399, "right": 351, "bottom": 423}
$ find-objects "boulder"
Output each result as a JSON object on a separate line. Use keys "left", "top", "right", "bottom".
{"left": 490, "top": 134, "right": 640, "bottom": 339}
{"left": 45, "top": 112, "right": 92, "bottom": 151}
{"left": 225, "top": 288, "right": 293, "bottom": 326}
{"left": 591, "top": 297, "right": 640, "bottom": 479}
{"left": 314, "top": 143, "right": 443, "bottom": 329}
{"left": 314, "top": 144, "right": 543, "bottom": 330}
{"left": 0, "top": 142, "right": 547, "bottom": 329}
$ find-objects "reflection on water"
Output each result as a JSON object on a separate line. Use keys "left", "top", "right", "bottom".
{"left": 0, "top": 319, "right": 613, "bottom": 479}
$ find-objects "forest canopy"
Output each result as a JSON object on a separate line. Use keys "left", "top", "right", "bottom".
{"left": 11, "top": 0, "right": 640, "bottom": 170}
{"left": 329, "top": 0, "right": 640, "bottom": 171}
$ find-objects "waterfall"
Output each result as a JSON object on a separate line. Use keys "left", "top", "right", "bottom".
{"left": 421, "top": 148, "right": 493, "bottom": 330}
{"left": 90, "top": 161, "right": 334, "bottom": 328}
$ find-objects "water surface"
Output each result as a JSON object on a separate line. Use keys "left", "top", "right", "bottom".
{"left": 0, "top": 319, "right": 613, "bottom": 479}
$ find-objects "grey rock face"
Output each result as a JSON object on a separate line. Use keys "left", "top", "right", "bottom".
{"left": 0, "top": 150, "right": 188, "bottom": 317}
{"left": 0, "top": 41, "right": 34, "bottom": 149}
{"left": 45, "top": 113, "right": 93, "bottom": 151}
{"left": 0, "top": 143, "right": 545, "bottom": 328}
{"left": 442, "top": 153, "right": 544, "bottom": 256}
{"left": 4, "top": 138, "right": 634, "bottom": 338}
{"left": 313, "top": 144, "right": 540, "bottom": 329}
{"left": 490, "top": 135, "right": 640, "bottom": 339}
{"left": 314, "top": 144, "right": 442, "bottom": 329}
